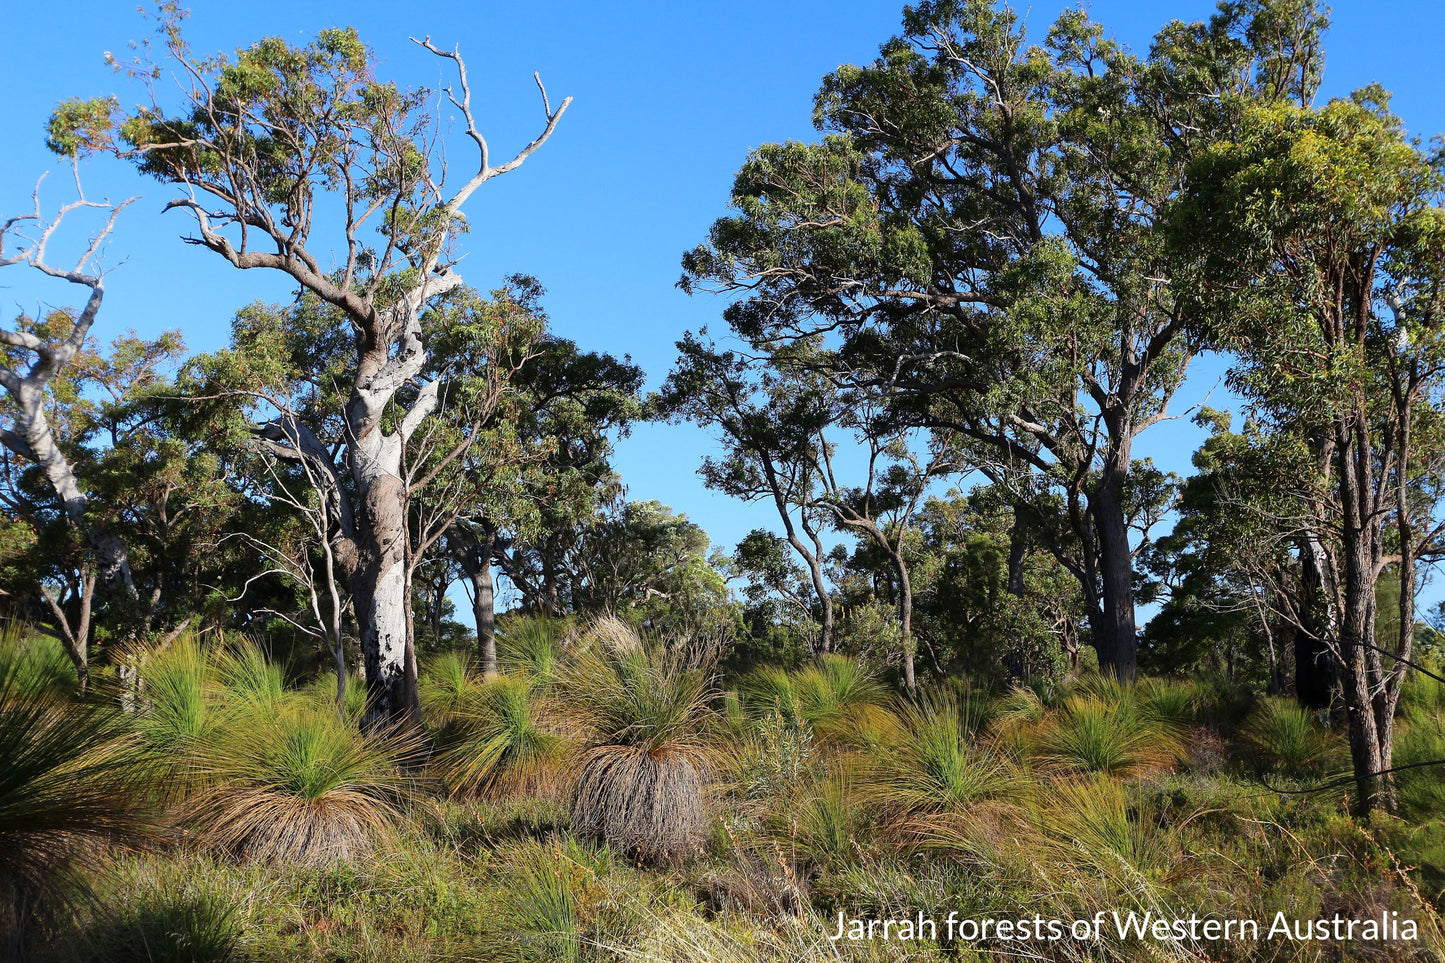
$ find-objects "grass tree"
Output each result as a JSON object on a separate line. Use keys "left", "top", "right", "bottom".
{"left": 559, "top": 619, "right": 717, "bottom": 865}
{"left": 0, "top": 636, "right": 157, "bottom": 958}
{"left": 49, "top": 12, "right": 570, "bottom": 726}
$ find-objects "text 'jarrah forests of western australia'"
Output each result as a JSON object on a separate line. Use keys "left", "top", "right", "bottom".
{"left": 828, "top": 911, "right": 1421, "bottom": 944}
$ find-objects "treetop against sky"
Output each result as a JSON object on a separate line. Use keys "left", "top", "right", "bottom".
{"left": 1, "top": 0, "right": 1443, "bottom": 566}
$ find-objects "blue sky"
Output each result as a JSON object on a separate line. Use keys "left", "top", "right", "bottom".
{"left": 2, "top": 1, "right": 1443, "bottom": 609}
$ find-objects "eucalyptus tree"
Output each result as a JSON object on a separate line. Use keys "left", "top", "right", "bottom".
{"left": 660, "top": 334, "right": 837, "bottom": 652}
{"left": 680, "top": 0, "right": 1328, "bottom": 680}
{"left": 0, "top": 187, "right": 141, "bottom": 677}
{"left": 51, "top": 19, "right": 570, "bottom": 723}
{"left": 1172, "top": 93, "right": 1445, "bottom": 814}
{"left": 439, "top": 293, "right": 643, "bottom": 674}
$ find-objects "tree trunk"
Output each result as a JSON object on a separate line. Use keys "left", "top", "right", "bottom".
{"left": 1294, "top": 554, "right": 1335, "bottom": 709}
{"left": 1088, "top": 480, "right": 1138, "bottom": 682}
{"left": 1336, "top": 414, "right": 1391, "bottom": 815}
{"left": 1006, "top": 514, "right": 1027, "bottom": 596}
{"left": 893, "top": 549, "right": 916, "bottom": 691}
{"left": 351, "top": 438, "right": 416, "bottom": 728}
{"left": 471, "top": 531, "right": 499, "bottom": 676}
{"left": 797, "top": 513, "right": 833, "bottom": 653}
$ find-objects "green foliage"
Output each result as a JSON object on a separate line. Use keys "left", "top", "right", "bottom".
{"left": 1036, "top": 684, "right": 1182, "bottom": 776}
{"left": 0, "top": 642, "right": 157, "bottom": 953}
{"left": 1238, "top": 697, "right": 1338, "bottom": 775}
{"left": 496, "top": 614, "right": 570, "bottom": 682}
{"left": 436, "top": 674, "right": 569, "bottom": 800}
{"left": 182, "top": 699, "right": 415, "bottom": 866}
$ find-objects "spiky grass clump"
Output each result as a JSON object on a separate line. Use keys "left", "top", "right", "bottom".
{"left": 477, "top": 838, "right": 608, "bottom": 962}
{"left": 1030, "top": 778, "right": 1201, "bottom": 940}
{"left": 133, "top": 634, "right": 214, "bottom": 752}
{"left": 1036, "top": 691, "right": 1181, "bottom": 777}
{"left": 0, "top": 628, "right": 73, "bottom": 699}
{"left": 1238, "top": 697, "right": 1336, "bottom": 774}
{"left": 740, "top": 656, "right": 886, "bottom": 740}
{"left": 1136, "top": 677, "right": 1199, "bottom": 731}
{"left": 65, "top": 872, "right": 245, "bottom": 963}
{"left": 864, "top": 692, "right": 1022, "bottom": 853}
{"left": 436, "top": 674, "right": 569, "bottom": 800}
{"left": 419, "top": 651, "right": 482, "bottom": 729}
{"left": 496, "top": 614, "right": 571, "bottom": 681}
{"left": 560, "top": 620, "right": 715, "bottom": 864}
{"left": 0, "top": 657, "right": 157, "bottom": 956}
{"left": 786, "top": 770, "right": 871, "bottom": 868}
{"left": 183, "top": 703, "right": 415, "bottom": 867}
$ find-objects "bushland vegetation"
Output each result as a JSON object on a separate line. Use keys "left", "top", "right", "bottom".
{"left": 3, "top": 0, "right": 1445, "bottom": 960}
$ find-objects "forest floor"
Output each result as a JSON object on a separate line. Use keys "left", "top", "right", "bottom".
{"left": 8, "top": 620, "right": 1445, "bottom": 962}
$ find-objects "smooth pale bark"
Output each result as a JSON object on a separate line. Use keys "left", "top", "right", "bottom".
{"left": 2, "top": 215, "right": 141, "bottom": 690}
{"left": 799, "top": 512, "right": 835, "bottom": 654}
{"left": 349, "top": 432, "right": 415, "bottom": 726}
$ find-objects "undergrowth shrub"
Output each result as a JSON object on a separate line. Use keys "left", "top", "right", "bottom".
{"left": 435, "top": 673, "right": 569, "bottom": 800}
{"left": 1036, "top": 688, "right": 1181, "bottom": 776}
{"left": 864, "top": 692, "right": 1022, "bottom": 854}
{"left": 1238, "top": 696, "right": 1338, "bottom": 775}
{"left": 0, "top": 647, "right": 157, "bottom": 959}
{"left": 61, "top": 871, "right": 246, "bottom": 963}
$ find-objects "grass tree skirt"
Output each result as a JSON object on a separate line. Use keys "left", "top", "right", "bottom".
{"left": 571, "top": 746, "right": 711, "bottom": 865}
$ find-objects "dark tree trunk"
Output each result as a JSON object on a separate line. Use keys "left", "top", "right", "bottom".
{"left": 1006, "top": 514, "right": 1027, "bottom": 596}
{"left": 1088, "top": 480, "right": 1138, "bottom": 682}
{"left": 1294, "top": 556, "right": 1334, "bottom": 709}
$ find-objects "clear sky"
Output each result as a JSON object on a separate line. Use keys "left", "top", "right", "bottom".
{"left": 2, "top": 1, "right": 1443, "bottom": 610}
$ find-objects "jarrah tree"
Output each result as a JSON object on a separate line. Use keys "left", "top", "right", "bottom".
{"left": 453, "top": 331, "right": 642, "bottom": 673}
{"left": 52, "top": 20, "right": 569, "bottom": 724}
{"left": 680, "top": 0, "right": 1329, "bottom": 680}
{"left": 1173, "top": 94, "right": 1445, "bottom": 814}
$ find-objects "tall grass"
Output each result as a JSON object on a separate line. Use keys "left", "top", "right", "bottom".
{"left": 497, "top": 614, "right": 570, "bottom": 681}
{"left": 739, "top": 655, "right": 886, "bottom": 741}
{"left": 419, "top": 651, "right": 477, "bottom": 724}
{"left": 133, "top": 633, "right": 214, "bottom": 752}
{"left": 863, "top": 692, "right": 1021, "bottom": 853}
{"left": 1036, "top": 691, "right": 1181, "bottom": 776}
{"left": 1238, "top": 697, "right": 1337, "bottom": 775}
